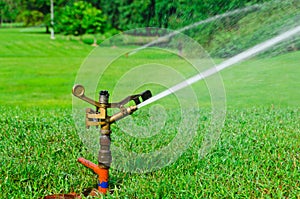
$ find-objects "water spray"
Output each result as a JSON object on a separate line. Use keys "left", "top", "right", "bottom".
{"left": 65, "top": 24, "right": 300, "bottom": 197}
{"left": 138, "top": 25, "right": 300, "bottom": 108}
{"left": 128, "top": 3, "right": 262, "bottom": 56}
{"left": 72, "top": 85, "right": 151, "bottom": 195}
{"left": 45, "top": 22, "right": 300, "bottom": 198}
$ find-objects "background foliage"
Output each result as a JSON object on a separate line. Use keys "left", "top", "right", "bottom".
{"left": 2, "top": 0, "right": 299, "bottom": 58}
{"left": 0, "top": 1, "right": 272, "bottom": 44}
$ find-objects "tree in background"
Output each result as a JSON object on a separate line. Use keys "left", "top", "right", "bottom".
{"left": 0, "top": 1, "right": 5, "bottom": 26}
{"left": 97, "top": 0, "right": 271, "bottom": 31}
{"left": 17, "top": 10, "right": 44, "bottom": 26}
{"left": 12, "top": 0, "right": 69, "bottom": 31}
{"left": 17, "top": 0, "right": 48, "bottom": 27}
{"left": 82, "top": 6, "right": 105, "bottom": 45}
{"left": 58, "top": 1, "right": 105, "bottom": 43}
{"left": 0, "top": 0, "right": 21, "bottom": 26}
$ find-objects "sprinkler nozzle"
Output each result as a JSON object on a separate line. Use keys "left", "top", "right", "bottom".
{"left": 109, "top": 105, "right": 138, "bottom": 123}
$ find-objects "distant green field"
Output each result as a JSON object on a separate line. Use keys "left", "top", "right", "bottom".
{"left": 1, "top": 28, "right": 299, "bottom": 108}
{"left": 0, "top": 28, "right": 299, "bottom": 198}
{"left": 0, "top": 27, "right": 93, "bottom": 107}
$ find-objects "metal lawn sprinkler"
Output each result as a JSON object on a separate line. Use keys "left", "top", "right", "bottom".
{"left": 72, "top": 84, "right": 152, "bottom": 195}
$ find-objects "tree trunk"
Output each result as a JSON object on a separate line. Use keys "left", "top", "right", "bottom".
{"left": 92, "top": 35, "right": 98, "bottom": 46}
{"left": 0, "top": 9, "right": 3, "bottom": 28}
{"left": 45, "top": 25, "right": 50, "bottom": 33}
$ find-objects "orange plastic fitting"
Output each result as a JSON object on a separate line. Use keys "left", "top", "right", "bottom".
{"left": 78, "top": 157, "right": 109, "bottom": 194}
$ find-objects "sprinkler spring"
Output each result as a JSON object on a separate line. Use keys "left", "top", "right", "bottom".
{"left": 72, "top": 84, "right": 152, "bottom": 195}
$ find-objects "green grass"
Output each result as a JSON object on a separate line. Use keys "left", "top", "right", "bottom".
{"left": 221, "top": 53, "right": 300, "bottom": 108}
{"left": 0, "top": 27, "right": 93, "bottom": 107}
{"left": 0, "top": 28, "right": 299, "bottom": 198}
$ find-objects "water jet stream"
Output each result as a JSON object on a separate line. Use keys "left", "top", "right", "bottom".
{"left": 137, "top": 25, "right": 300, "bottom": 108}
{"left": 128, "top": 4, "right": 261, "bottom": 56}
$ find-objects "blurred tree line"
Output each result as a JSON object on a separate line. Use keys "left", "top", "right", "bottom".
{"left": 0, "top": 0, "right": 270, "bottom": 31}
{"left": 1, "top": 0, "right": 278, "bottom": 50}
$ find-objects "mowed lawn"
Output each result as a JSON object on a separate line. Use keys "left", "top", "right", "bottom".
{"left": 0, "top": 28, "right": 299, "bottom": 198}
